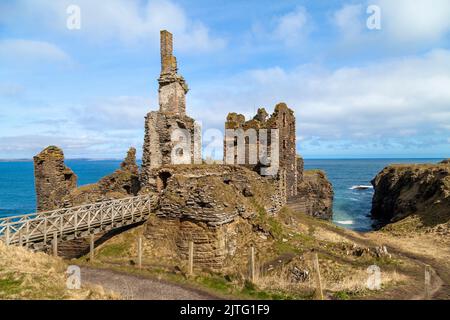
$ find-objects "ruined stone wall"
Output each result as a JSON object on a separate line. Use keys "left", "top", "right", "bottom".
{"left": 143, "top": 165, "right": 283, "bottom": 270}
{"left": 141, "top": 30, "right": 201, "bottom": 184}
{"left": 296, "top": 155, "right": 304, "bottom": 181}
{"left": 224, "top": 103, "right": 297, "bottom": 200}
{"left": 33, "top": 146, "right": 77, "bottom": 212}
{"left": 64, "top": 147, "right": 141, "bottom": 206}
{"left": 141, "top": 112, "right": 201, "bottom": 187}
{"left": 158, "top": 30, "right": 188, "bottom": 116}
{"left": 34, "top": 146, "right": 141, "bottom": 211}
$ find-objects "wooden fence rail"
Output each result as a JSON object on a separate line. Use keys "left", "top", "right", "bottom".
{"left": 0, "top": 194, "right": 154, "bottom": 249}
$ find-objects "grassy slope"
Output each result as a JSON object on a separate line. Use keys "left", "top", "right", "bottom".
{"left": 0, "top": 242, "right": 116, "bottom": 300}
{"left": 77, "top": 206, "right": 422, "bottom": 300}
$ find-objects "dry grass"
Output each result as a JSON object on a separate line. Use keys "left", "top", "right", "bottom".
{"left": 312, "top": 227, "right": 353, "bottom": 244}
{"left": 0, "top": 242, "right": 118, "bottom": 300}
{"left": 254, "top": 256, "right": 408, "bottom": 299}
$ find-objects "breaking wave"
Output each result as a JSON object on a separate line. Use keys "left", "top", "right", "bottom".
{"left": 349, "top": 185, "right": 373, "bottom": 190}
{"left": 336, "top": 220, "right": 354, "bottom": 225}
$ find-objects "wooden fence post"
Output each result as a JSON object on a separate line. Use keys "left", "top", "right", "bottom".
{"left": 19, "top": 230, "right": 23, "bottom": 247}
{"left": 89, "top": 234, "right": 95, "bottom": 262}
{"left": 5, "top": 225, "right": 10, "bottom": 246}
{"left": 425, "top": 265, "right": 432, "bottom": 300}
{"left": 188, "top": 241, "right": 194, "bottom": 276}
{"left": 52, "top": 232, "right": 58, "bottom": 257}
{"left": 250, "top": 246, "right": 256, "bottom": 283}
{"left": 137, "top": 235, "right": 143, "bottom": 270}
{"left": 312, "top": 252, "right": 324, "bottom": 300}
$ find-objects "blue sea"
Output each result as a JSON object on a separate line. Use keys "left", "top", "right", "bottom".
{"left": 0, "top": 159, "right": 443, "bottom": 232}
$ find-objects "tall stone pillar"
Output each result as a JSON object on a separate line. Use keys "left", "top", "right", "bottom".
{"left": 158, "top": 30, "right": 188, "bottom": 116}
{"left": 141, "top": 30, "right": 201, "bottom": 187}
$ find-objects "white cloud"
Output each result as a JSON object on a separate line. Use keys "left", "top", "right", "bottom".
{"left": 333, "top": 1, "right": 450, "bottom": 47}
{"left": 273, "top": 6, "right": 311, "bottom": 45}
{"left": 250, "top": 6, "right": 312, "bottom": 47}
{"left": 0, "top": 0, "right": 226, "bottom": 53}
{"left": 73, "top": 96, "right": 154, "bottom": 130}
{"left": 0, "top": 39, "right": 72, "bottom": 65}
{"left": 332, "top": 4, "right": 364, "bottom": 39}
{"left": 375, "top": 0, "right": 450, "bottom": 43}
{"left": 189, "top": 49, "right": 450, "bottom": 150}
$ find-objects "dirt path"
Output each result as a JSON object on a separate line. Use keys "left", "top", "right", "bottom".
{"left": 80, "top": 266, "right": 217, "bottom": 300}
{"left": 320, "top": 223, "right": 448, "bottom": 299}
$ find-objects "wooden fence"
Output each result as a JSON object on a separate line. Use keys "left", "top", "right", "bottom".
{"left": 0, "top": 194, "right": 154, "bottom": 249}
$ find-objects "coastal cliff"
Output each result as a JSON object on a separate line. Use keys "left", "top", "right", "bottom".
{"left": 287, "top": 156, "right": 334, "bottom": 220}
{"left": 371, "top": 159, "right": 450, "bottom": 231}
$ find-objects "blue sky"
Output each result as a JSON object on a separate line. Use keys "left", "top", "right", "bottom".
{"left": 0, "top": 0, "right": 449, "bottom": 159}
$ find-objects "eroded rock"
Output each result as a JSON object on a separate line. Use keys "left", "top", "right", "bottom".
{"left": 34, "top": 146, "right": 77, "bottom": 212}
{"left": 371, "top": 161, "right": 450, "bottom": 227}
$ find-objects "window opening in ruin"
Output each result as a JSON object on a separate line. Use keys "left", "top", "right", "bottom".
{"left": 64, "top": 173, "right": 73, "bottom": 181}
{"left": 282, "top": 113, "right": 286, "bottom": 127}
{"left": 157, "top": 171, "right": 172, "bottom": 191}
{"left": 176, "top": 148, "right": 184, "bottom": 157}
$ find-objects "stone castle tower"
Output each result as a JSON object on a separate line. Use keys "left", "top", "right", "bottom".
{"left": 224, "top": 103, "right": 298, "bottom": 199}
{"left": 141, "top": 30, "right": 201, "bottom": 185}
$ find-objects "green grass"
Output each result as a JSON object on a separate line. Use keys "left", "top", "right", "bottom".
{"left": 0, "top": 275, "right": 23, "bottom": 298}
{"left": 333, "top": 290, "right": 351, "bottom": 300}
{"left": 97, "top": 243, "right": 129, "bottom": 258}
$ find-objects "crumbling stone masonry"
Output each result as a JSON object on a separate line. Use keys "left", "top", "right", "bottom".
{"left": 34, "top": 146, "right": 78, "bottom": 212}
{"left": 63, "top": 147, "right": 141, "bottom": 206}
{"left": 143, "top": 165, "right": 283, "bottom": 271}
{"left": 224, "top": 103, "right": 297, "bottom": 199}
{"left": 33, "top": 146, "right": 142, "bottom": 258}
{"left": 34, "top": 146, "right": 141, "bottom": 211}
{"left": 141, "top": 30, "right": 201, "bottom": 186}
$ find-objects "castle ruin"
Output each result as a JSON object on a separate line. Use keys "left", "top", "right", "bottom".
{"left": 141, "top": 30, "right": 201, "bottom": 187}
{"left": 32, "top": 30, "right": 333, "bottom": 268}
{"left": 224, "top": 104, "right": 298, "bottom": 200}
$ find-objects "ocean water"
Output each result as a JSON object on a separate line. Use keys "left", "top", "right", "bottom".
{"left": 0, "top": 158, "right": 443, "bottom": 231}
{"left": 304, "top": 158, "right": 443, "bottom": 231}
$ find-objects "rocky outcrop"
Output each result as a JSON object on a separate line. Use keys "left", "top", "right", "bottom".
{"left": 34, "top": 146, "right": 141, "bottom": 210}
{"left": 33, "top": 146, "right": 77, "bottom": 212}
{"left": 371, "top": 160, "right": 450, "bottom": 228}
{"left": 120, "top": 147, "right": 139, "bottom": 175}
{"left": 289, "top": 169, "right": 334, "bottom": 220}
{"left": 64, "top": 147, "right": 141, "bottom": 206}
{"left": 143, "top": 164, "right": 284, "bottom": 270}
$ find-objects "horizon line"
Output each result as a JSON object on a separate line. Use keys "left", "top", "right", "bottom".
{"left": 0, "top": 156, "right": 447, "bottom": 162}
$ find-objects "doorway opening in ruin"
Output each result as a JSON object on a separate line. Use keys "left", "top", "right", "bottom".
{"left": 157, "top": 171, "right": 172, "bottom": 192}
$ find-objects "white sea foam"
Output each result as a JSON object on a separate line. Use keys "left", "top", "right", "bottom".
{"left": 349, "top": 185, "right": 373, "bottom": 190}
{"left": 336, "top": 220, "right": 354, "bottom": 225}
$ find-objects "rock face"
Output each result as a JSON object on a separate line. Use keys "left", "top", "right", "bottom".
{"left": 289, "top": 169, "right": 334, "bottom": 220}
{"left": 143, "top": 165, "right": 285, "bottom": 270}
{"left": 121, "top": 147, "right": 139, "bottom": 175}
{"left": 371, "top": 160, "right": 450, "bottom": 227}
{"left": 34, "top": 146, "right": 77, "bottom": 212}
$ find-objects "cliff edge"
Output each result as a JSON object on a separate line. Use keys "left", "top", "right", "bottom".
{"left": 371, "top": 159, "right": 450, "bottom": 231}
